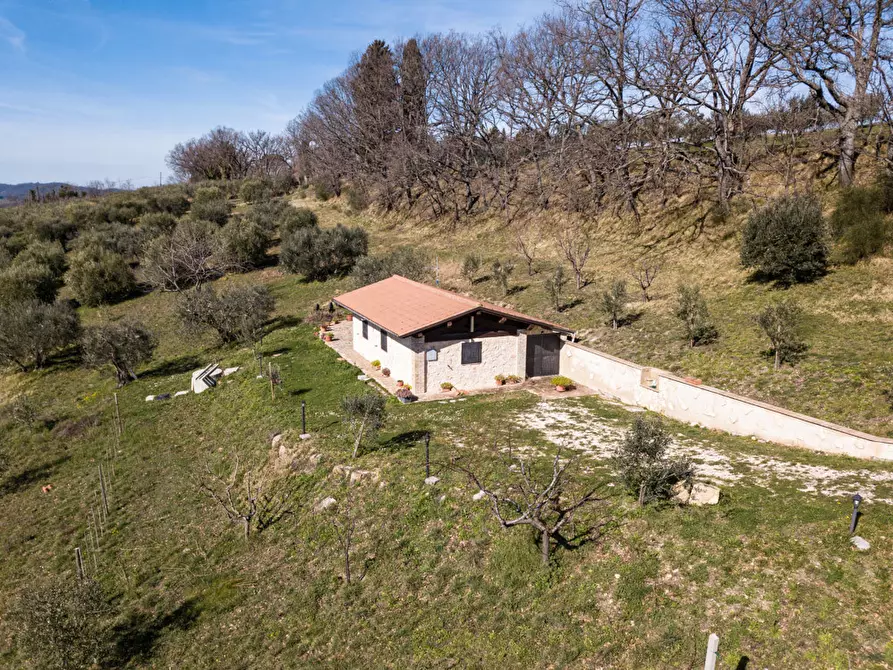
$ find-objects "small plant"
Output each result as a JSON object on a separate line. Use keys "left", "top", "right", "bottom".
{"left": 494, "top": 374, "right": 506, "bottom": 385}
{"left": 829, "top": 186, "right": 889, "bottom": 264}
{"left": 756, "top": 299, "right": 806, "bottom": 369}
{"left": 506, "top": 374, "right": 522, "bottom": 384}
{"left": 544, "top": 266, "right": 567, "bottom": 312}
{"left": 630, "top": 259, "right": 660, "bottom": 302}
{"left": 600, "top": 279, "right": 628, "bottom": 329}
{"left": 614, "top": 415, "right": 694, "bottom": 504}
{"left": 440, "top": 382, "right": 454, "bottom": 391}
{"left": 381, "top": 367, "right": 390, "bottom": 377}
{"left": 551, "top": 375, "right": 574, "bottom": 391}
{"left": 491, "top": 260, "right": 514, "bottom": 296}
{"left": 674, "top": 284, "right": 718, "bottom": 347}
{"left": 371, "top": 359, "right": 381, "bottom": 368}
{"left": 461, "top": 255, "right": 481, "bottom": 283}
{"left": 396, "top": 379, "right": 404, "bottom": 387}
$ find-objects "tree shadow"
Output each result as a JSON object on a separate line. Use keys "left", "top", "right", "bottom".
{"left": 288, "top": 388, "right": 311, "bottom": 397}
{"left": 42, "top": 346, "right": 83, "bottom": 373}
{"left": 107, "top": 598, "right": 202, "bottom": 667}
{"left": 142, "top": 354, "right": 203, "bottom": 379}
{"left": 559, "top": 297, "right": 584, "bottom": 312}
{"left": 744, "top": 268, "right": 826, "bottom": 288}
{"left": 616, "top": 311, "right": 644, "bottom": 328}
{"left": 553, "top": 517, "right": 617, "bottom": 555}
{"left": 0, "top": 455, "right": 71, "bottom": 497}
{"left": 373, "top": 429, "right": 429, "bottom": 453}
{"left": 506, "top": 284, "right": 529, "bottom": 296}
{"left": 472, "top": 275, "right": 491, "bottom": 285}
{"left": 268, "top": 315, "right": 303, "bottom": 331}
{"left": 735, "top": 656, "right": 750, "bottom": 670}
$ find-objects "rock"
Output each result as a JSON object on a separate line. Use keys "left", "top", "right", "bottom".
{"left": 271, "top": 433, "right": 284, "bottom": 449}
{"left": 174, "top": 390, "right": 189, "bottom": 397}
{"left": 357, "top": 374, "right": 369, "bottom": 381}
{"left": 332, "top": 465, "right": 380, "bottom": 484}
{"left": 689, "top": 482, "right": 721, "bottom": 505}
{"left": 472, "top": 490, "right": 487, "bottom": 501}
{"left": 299, "top": 433, "right": 311, "bottom": 440}
{"left": 145, "top": 395, "right": 155, "bottom": 402}
{"left": 437, "top": 494, "right": 447, "bottom": 503}
{"left": 425, "top": 476, "right": 440, "bottom": 486}
{"left": 315, "top": 497, "right": 337, "bottom": 512}
{"left": 671, "top": 481, "right": 690, "bottom": 504}
{"left": 222, "top": 366, "right": 240, "bottom": 377}
{"left": 851, "top": 536, "right": 870, "bottom": 551}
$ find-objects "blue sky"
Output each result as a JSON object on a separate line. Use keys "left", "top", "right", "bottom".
{"left": 0, "top": 0, "right": 552, "bottom": 186}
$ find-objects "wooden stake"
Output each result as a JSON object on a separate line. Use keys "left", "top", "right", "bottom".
{"left": 269, "top": 362, "right": 275, "bottom": 400}
{"left": 87, "top": 521, "right": 99, "bottom": 570}
{"left": 425, "top": 432, "right": 431, "bottom": 479}
{"left": 91, "top": 507, "right": 101, "bottom": 542}
{"left": 703, "top": 633, "right": 719, "bottom": 670}
{"left": 75, "top": 547, "right": 85, "bottom": 580}
{"left": 99, "top": 464, "right": 109, "bottom": 515}
{"left": 114, "top": 392, "right": 122, "bottom": 437}
{"left": 638, "top": 483, "right": 646, "bottom": 507}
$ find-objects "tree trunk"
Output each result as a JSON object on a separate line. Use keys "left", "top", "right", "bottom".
{"left": 774, "top": 348, "right": 780, "bottom": 371}
{"left": 243, "top": 517, "right": 251, "bottom": 539}
{"left": 839, "top": 115, "right": 858, "bottom": 188}
{"left": 343, "top": 544, "right": 351, "bottom": 584}
{"left": 541, "top": 529, "right": 550, "bottom": 566}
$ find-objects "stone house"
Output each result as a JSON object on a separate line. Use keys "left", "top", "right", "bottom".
{"left": 333, "top": 275, "right": 573, "bottom": 394}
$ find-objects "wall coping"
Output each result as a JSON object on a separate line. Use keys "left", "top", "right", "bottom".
{"left": 563, "top": 339, "right": 893, "bottom": 447}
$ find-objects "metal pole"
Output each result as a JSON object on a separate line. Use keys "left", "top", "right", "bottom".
{"left": 301, "top": 401, "right": 307, "bottom": 435}
{"left": 704, "top": 633, "right": 719, "bottom": 670}
{"left": 425, "top": 432, "right": 431, "bottom": 478}
{"left": 850, "top": 494, "right": 863, "bottom": 535}
{"left": 75, "top": 547, "right": 85, "bottom": 580}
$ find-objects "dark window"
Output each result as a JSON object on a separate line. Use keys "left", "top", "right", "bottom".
{"left": 362, "top": 320, "right": 368, "bottom": 339}
{"left": 380, "top": 330, "right": 388, "bottom": 352}
{"left": 461, "top": 341, "right": 482, "bottom": 365}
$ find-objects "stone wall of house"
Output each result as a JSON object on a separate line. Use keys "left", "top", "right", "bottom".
{"left": 560, "top": 340, "right": 893, "bottom": 461}
{"left": 421, "top": 335, "right": 522, "bottom": 393}
{"left": 351, "top": 318, "right": 416, "bottom": 388}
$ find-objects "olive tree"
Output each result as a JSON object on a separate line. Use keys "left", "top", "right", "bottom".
{"left": 0, "top": 300, "right": 80, "bottom": 371}
{"left": 342, "top": 392, "right": 387, "bottom": 458}
{"left": 280, "top": 224, "right": 368, "bottom": 281}
{"left": 614, "top": 415, "right": 694, "bottom": 504}
{"left": 756, "top": 299, "right": 806, "bottom": 369}
{"left": 81, "top": 320, "right": 157, "bottom": 386}
{"left": 65, "top": 246, "right": 135, "bottom": 307}
{"left": 600, "top": 280, "right": 628, "bottom": 329}
{"left": 177, "top": 283, "right": 275, "bottom": 349}
{"left": 141, "top": 219, "right": 222, "bottom": 291}
{"left": 674, "top": 284, "right": 718, "bottom": 347}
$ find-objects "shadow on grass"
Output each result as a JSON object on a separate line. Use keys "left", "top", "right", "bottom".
{"left": 267, "top": 315, "right": 303, "bottom": 332}
{"left": 107, "top": 598, "right": 202, "bottom": 667}
{"left": 616, "top": 311, "right": 644, "bottom": 328}
{"left": 0, "top": 455, "right": 71, "bottom": 497}
{"left": 372, "top": 429, "right": 429, "bottom": 453}
{"left": 559, "top": 297, "right": 584, "bottom": 312}
{"left": 506, "top": 284, "right": 529, "bottom": 296}
{"left": 142, "top": 354, "right": 204, "bottom": 379}
{"left": 288, "top": 388, "right": 312, "bottom": 397}
{"left": 472, "top": 275, "right": 492, "bottom": 285}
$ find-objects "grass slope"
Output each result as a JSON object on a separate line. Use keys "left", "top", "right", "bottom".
{"left": 1, "top": 199, "right": 893, "bottom": 668}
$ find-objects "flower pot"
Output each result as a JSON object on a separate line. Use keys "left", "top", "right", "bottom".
{"left": 346, "top": 314, "right": 353, "bottom": 321}
{"left": 555, "top": 385, "right": 566, "bottom": 392}
{"left": 324, "top": 334, "right": 333, "bottom": 342}
{"left": 396, "top": 380, "right": 404, "bottom": 387}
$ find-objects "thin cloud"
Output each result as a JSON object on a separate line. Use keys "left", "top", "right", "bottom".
{"left": 0, "top": 16, "right": 26, "bottom": 52}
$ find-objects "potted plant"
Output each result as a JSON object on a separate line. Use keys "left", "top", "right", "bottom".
{"left": 506, "top": 374, "right": 522, "bottom": 384}
{"left": 396, "top": 379, "right": 404, "bottom": 387}
{"left": 371, "top": 360, "right": 381, "bottom": 369}
{"left": 323, "top": 332, "right": 334, "bottom": 342}
{"left": 440, "top": 382, "right": 454, "bottom": 392}
{"left": 396, "top": 387, "right": 414, "bottom": 403}
{"left": 551, "top": 375, "right": 574, "bottom": 392}
{"left": 346, "top": 314, "right": 353, "bottom": 321}
{"left": 494, "top": 374, "right": 506, "bottom": 386}
{"left": 382, "top": 368, "right": 391, "bottom": 377}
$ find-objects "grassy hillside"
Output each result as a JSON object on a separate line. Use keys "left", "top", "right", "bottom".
{"left": 2, "top": 186, "right": 893, "bottom": 668}
{"left": 299, "top": 191, "right": 893, "bottom": 438}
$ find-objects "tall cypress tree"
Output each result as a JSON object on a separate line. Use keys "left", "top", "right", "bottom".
{"left": 351, "top": 40, "right": 399, "bottom": 164}
{"left": 400, "top": 38, "right": 427, "bottom": 145}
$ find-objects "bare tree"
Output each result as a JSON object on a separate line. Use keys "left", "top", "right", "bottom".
{"left": 630, "top": 258, "right": 660, "bottom": 301}
{"left": 326, "top": 473, "right": 376, "bottom": 584}
{"left": 555, "top": 222, "right": 594, "bottom": 289}
{"left": 453, "top": 448, "right": 608, "bottom": 565}
{"left": 513, "top": 222, "right": 541, "bottom": 275}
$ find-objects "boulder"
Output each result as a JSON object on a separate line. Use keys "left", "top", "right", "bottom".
{"left": 315, "top": 497, "right": 337, "bottom": 512}
{"left": 472, "top": 490, "right": 487, "bottom": 501}
{"left": 424, "top": 476, "right": 440, "bottom": 486}
{"left": 673, "top": 481, "right": 721, "bottom": 506}
{"left": 332, "top": 465, "right": 380, "bottom": 484}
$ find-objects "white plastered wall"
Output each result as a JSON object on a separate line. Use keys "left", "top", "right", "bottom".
{"left": 351, "top": 318, "right": 416, "bottom": 387}
{"left": 421, "top": 335, "right": 522, "bottom": 393}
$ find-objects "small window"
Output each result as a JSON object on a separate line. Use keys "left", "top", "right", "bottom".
{"left": 461, "top": 341, "right": 482, "bottom": 365}
{"left": 362, "top": 320, "right": 368, "bottom": 339}
{"left": 380, "top": 330, "right": 388, "bottom": 352}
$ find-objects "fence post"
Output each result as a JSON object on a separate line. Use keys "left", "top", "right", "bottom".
{"left": 704, "top": 633, "right": 719, "bottom": 670}
{"left": 75, "top": 547, "right": 85, "bottom": 580}
{"left": 99, "top": 464, "right": 109, "bottom": 515}
{"left": 425, "top": 432, "right": 431, "bottom": 478}
{"left": 301, "top": 401, "right": 307, "bottom": 435}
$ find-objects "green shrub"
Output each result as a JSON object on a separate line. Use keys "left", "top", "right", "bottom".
{"left": 829, "top": 187, "right": 888, "bottom": 264}
{"left": 15, "top": 240, "right": 67, "bottom": 279}
{"left": 350, "top": 246, "right": 429, "bottom": 287}
{"left": 140, "top": 219, "right": 222, "bottom": 291}
{"left": 674, "top": 284, "right": 718, "bottom": 347}
{"left": 601, "top": 279, "right": 628, "bottom": 329}
{"left": 194, "top": 185, "right": 223, "bottom": 203}
{"left": 218, "top": 216, "right": 273, "bottom": 270}
{"left": 65, "top": 246, "right": 135, "bottom": 307}
{"left": 280, "top": 224, "right": 368, "bottom": 281}
{"left": 492, "top": 259, "right": 514, "bottom": 296}
{"left": 741, "top": 194, "right": 828, "bottom": 283}
{"left": 0, "top": 299, "right": 80, "bottom": 371}
{"left": 614, "top": 415, "right": 694, "bottom": 504}
{"left": 756, "top": 298, "right": 807, "bottom": 369}
{"left": 70, "top": 222, "right": 143, "bottom": 259}
{"left": 190, "top": 198, "right": 232, "bottom": 226}
{"left": 345, "top": 187, "right": 369, "bottom": 212}
{"left": 0, "top": 260, "right": 60, "bottom": 303}
{"left": 280, "top": 207, "right": 318, "bottom": 238}
{"left": 177, "top": 283, "right": 275, "bottom": 347}
{"left": 461, "top": 255, "right": 480, "bottom": 283}
{"left": 313, "top": 182, "right": 334, "bottom": 201}
{"left": 239, "top": 179, "right": 271, "bottom": 203}
{"left": 139, "top": 212, "right": 179, "bottom": 239}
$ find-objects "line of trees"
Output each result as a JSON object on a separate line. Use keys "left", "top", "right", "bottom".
{"left": 274, "top": 0, "right": 893, "bottom": 221}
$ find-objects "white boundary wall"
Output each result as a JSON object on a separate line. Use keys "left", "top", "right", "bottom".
{"left": 560, "top": 340, "right": 893, "bottom": 461}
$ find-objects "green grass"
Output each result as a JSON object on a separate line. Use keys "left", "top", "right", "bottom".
{"left": 2, "top": 209, "right": 893, "bottom": 668}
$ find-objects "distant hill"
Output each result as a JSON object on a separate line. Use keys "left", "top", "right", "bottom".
{"left": 0, "top": 182, "right": 75, "bottom": 199}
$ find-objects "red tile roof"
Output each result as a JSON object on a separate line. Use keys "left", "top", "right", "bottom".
{"left": 333, "top": 275, "right": 572, "bottom": 337}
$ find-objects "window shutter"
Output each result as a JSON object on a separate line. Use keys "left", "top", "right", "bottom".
{"left": 381, "top": 330, "right": 388, "bottom": 352}
{"left": 362, "top": 321, "right": 368, "bottom": 339}
{"left": 461, "top": 341, "right": 482, "bottom": 365}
